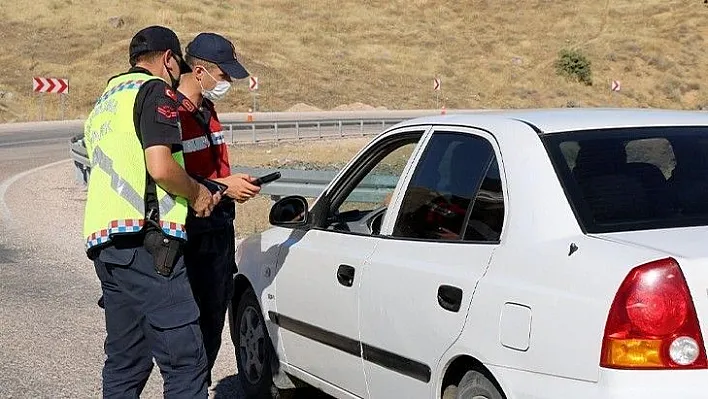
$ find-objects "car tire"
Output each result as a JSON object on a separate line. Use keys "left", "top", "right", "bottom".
{"left": 455, "top": 370, "right": 504, "bottom": 399}
{"left": 235, "top": 288, "right": 278, "bottom": 399}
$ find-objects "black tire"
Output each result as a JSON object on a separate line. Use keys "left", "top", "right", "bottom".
{"left": 234, "top": 288, "right": 277, "bottom": 398}
{"left": 456, "top": 370, "right": 504, "bottom": 399}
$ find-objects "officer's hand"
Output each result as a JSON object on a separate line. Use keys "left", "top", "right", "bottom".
{"left": 191, "top": 184, "right": 219, "bottom": 218}
{"left": 223, "top": 174, "right": 261, "bottom": 203}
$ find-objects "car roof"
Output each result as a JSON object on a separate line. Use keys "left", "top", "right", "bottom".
{"left": 395, "top": 108, "right": 708, "bottom": 134}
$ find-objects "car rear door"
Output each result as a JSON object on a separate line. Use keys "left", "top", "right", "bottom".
{"left": 273, "top": 127, "right": 428, "bottom": 397}
{"left": 358, "top": 128, "right": 507, "bottom": 398}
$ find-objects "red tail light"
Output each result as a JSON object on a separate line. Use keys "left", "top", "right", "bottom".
{"left": 601, "top": 258, "right": 707, "bottom": 369}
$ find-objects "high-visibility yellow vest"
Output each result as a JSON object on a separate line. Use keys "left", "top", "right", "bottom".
{"left": 82, "top": 72, "right": 188, "bottom": 252}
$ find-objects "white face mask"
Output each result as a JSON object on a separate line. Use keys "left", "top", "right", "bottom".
{"left": 199, "top": 68, "right": 231, "bottom": 101}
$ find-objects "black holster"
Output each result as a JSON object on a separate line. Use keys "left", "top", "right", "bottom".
{"left": 143, "top": 229, "right": 183, "bottom": 277}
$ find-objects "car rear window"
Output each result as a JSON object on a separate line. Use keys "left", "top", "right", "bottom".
{"left": 542, "top": 126, "right": 708, "bottom": 233}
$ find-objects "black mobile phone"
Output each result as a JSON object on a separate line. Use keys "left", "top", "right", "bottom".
{"left": 253, "top": 171, "right": 281, "bottom": 186}
{"left": 193, "top": 175, "right": 228, "bottom": 195}
{"left": 206, "top": 178, "right": 229, "bottom": 195}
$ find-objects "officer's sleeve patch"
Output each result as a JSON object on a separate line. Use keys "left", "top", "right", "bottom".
{"left": 155, "top": 99, "right": 178, "bottom": 127}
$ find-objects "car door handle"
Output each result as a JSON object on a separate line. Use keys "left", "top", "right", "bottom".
{"left": 437, "top": 285, "right": 463, "bottom": 312}
{"left": 337, "top": 264, "right": 356, "bottom": 287}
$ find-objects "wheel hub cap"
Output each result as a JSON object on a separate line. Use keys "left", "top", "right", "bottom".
{"left": 239, "top": 306, "right": 265, "bottom": 384}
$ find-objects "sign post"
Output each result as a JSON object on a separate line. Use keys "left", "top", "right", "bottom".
{"left": 433, "top": 77, "right": 441, "bottom": 109}
{"left": 610, "top": 79, "right": 621, "bottom": 106}
{"left": 60, "top": 93, "right": 65, "bottom": 120}
{"left": 33, "top": 77, "right": 69, "bottom": 120}
{"left": 248, "top": 76, "right": 259, "bottom": 112}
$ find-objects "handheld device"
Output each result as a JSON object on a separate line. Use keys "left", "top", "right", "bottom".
{"left": 253, "top": 171, "right": 282, "bottom": 186}
{"left": 193, "top": 175, "right": 228, "bottom": 195}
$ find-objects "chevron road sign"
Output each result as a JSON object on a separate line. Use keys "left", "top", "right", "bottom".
{"left": 33, "top": 77, "right": 69, "bottom": 94}
{"left": 611, "top": 80, "right": 621, "bottom": 92}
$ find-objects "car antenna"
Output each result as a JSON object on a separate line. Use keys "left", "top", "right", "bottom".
{"left": 568, "top": 243, "right": 579, "bottom": 256}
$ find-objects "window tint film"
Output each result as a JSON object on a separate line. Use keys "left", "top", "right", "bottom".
{"left": 543, "top": 127, "right": 708, "bottom": 233}
{"left": 393, "top": 132, "right": 497, "bottom": 241}
{"left": 463, "top": 157, "right": 504, "bottom": 242}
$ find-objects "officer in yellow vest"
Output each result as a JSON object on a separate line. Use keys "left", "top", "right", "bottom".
{"left": 83, "top": 26, "right": 220, "bottom": 398}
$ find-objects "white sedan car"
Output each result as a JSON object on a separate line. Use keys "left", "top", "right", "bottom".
{"left": 228, "top": 109, "right": 708, "bottom": 399}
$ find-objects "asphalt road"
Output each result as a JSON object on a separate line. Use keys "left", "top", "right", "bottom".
{"left": 0, "top": 120, "right": 82, "bottom": 148}
{"left": 0, "top": 122, "right": 332, "bottom": 398}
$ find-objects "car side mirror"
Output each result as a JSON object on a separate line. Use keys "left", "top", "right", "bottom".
{"left": 269, "top": 195, "right": 310, "bottom": 228}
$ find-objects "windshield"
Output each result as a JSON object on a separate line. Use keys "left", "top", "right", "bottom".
{"left": 542, "top": 126, "right": 708, "bottom": 233}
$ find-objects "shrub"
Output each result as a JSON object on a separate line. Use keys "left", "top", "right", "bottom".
{"left": 555, "top": 49, "right": 593, "bottom": 86}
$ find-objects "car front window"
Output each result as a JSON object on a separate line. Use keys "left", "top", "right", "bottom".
{"left": 321, "top": 132, "right": 423, "bottom": 236}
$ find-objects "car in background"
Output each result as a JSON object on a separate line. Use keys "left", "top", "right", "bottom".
{"left": 229, "top": 109, "right": 708, "bottom": 398}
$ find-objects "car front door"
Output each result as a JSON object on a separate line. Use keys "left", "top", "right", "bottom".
{"left": 358, "top": 128, "right": 507, "bottom": 398}
{"left": 272, "top": 127, "right": 428, "bottom": 397}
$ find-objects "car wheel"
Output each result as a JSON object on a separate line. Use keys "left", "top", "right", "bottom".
{"left": 235, "top": 288, "right": 277, "bottom": 398}
{"left": 455, "top": 370, "right": 504, "bottom": 399}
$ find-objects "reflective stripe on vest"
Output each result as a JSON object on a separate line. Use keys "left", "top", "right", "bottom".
{"left": 182, "top": 131, "right": 226, "bottom": 154}
{"left": 91, "top": 147, "right": 145, "bottom": 214}
{"left": 158, "top": 193, "right": 177, "bottom": 216}
{"left": 91, "top": 146, "right": 178, "bottom": 218}
{"left": 212, "top": 131, "right": 225, "bottom": 145}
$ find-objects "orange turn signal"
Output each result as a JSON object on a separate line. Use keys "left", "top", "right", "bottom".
{"left": 602, "top": 338, "right": 663, "bottom": 368}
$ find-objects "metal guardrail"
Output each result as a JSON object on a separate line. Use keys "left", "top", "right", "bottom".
{"left": 231, "top": 166, "right": 397, "bottom": 203}
{"left": 220, "top": 118, "right": 406, "bottom": 144}
{"left": 69, "top": 116, "right": 406, "bottom": 202}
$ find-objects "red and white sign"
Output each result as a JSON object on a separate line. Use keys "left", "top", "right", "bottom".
{"left": 249, "top": 76, "right": 259, "bottom": 91}
{"left": 611, "top": 80, "right": 621, "bottom": 92}
{"left": 33, "top": 77, "right": 69, "bottom": 94}
{"left": 433, "top": 78, "right": 441, "bottom": 91}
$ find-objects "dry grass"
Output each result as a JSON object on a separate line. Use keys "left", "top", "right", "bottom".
{"left": 231, "top": 137, "right": 371, "bottom": 169}
{"left": 229, "top": 137, "right": 370, "bottom": 236}
{"left": 1, "top": 1, "right": 707, "bottom": 122}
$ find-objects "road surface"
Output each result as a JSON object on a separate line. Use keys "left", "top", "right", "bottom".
{"left": 0, "top": 121, "right": 332, "bottom": 398}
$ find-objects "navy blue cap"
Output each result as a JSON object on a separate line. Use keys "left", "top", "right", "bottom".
{"left": 186, "top": 33, "right": 249, "bottom": 79}
{"left": 129, "top": 26, "right": 190, "bottom": 73}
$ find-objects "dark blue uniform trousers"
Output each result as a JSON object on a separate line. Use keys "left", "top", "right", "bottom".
{"left": 184, "top": 226, "right": 236, "bottom": 386}
{"left": 94, "top": 245, "right": 208, "bottom": 398}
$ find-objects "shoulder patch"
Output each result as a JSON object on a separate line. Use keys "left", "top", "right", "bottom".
{"left": 164, "top": 87, "right": 177, "bottom": 101}
{"left": 155, "top": 96, "right": 179, "bottom": 127}
{"left": 157, "top": 104, "right": 178, "bottom": 119}
{"left": 181, "top": 97, "right": 196, "bottom": 113}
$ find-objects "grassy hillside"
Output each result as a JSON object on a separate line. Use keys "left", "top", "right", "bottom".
{"left": 0, "top": 0, "right": 706, "bottom": 122}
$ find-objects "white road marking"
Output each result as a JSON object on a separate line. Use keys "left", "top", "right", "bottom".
{"left": 0, "top": 159, "right": 71, "bottom": 223}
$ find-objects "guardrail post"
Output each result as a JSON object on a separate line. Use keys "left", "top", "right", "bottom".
{"left": 296, "top": 121, "right": 300, "bottom": 140}
{"left": 360, "top": 120, "right": 364, "bottom": 136}
{"left": 317, "top": 122, "right": 321, "bottom": 138}
{"left": 229, "top": 124, "right": 234, "bottom": 144}
{"left": 251, "top": 123, "right": 256, "bottom": 143}
{"left": 381, "top": 120, "right": 385, "bottom": 129}
{"left": 339, "top": 120, "right": 343, "bottom": 137}
{"left": 274, "top": 122, "right": 279, "bottom": 142}
{"left": 74, "top": 161, "right": 83, "bottom": 185}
